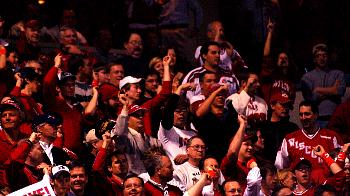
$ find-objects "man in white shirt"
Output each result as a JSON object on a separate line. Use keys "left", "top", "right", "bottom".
{"left": 173, "top": 136, "right": 206, "bottom": 191}
{"left": 226, "top": 72, "right": 267, "bottom": 119}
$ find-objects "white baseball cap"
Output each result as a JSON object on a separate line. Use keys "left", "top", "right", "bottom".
{"left": 119, "top": 76, "right": 142, "bottom": 89}
{"left": 52, "top": 165, "right": 70, "bottom": 178}
{"left": 84, "top": 129, "right": 99, "bottom": 144}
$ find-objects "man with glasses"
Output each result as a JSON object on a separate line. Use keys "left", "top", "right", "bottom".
{"left": 275, "top": 100, "right": 343, "bottom": 182}
{"left": 118, "top": 32, "right": 148, "bottom": 78}
{"left": 173, "top": 136, "right": 206, "bottom": 191}
{"left": 301, "top": 43, "right": 346, "bottom": 128}
{"left": 291, "top": 145, "right": 346, "bottom": 195}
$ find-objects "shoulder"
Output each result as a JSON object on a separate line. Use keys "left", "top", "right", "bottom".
{"left": 285, "top": 129, "right": 302, "bottom": 138}
{"left": 167, "top": 184, "right": 183, "bottom": 193}
{"left": 183, "top": 67, "right": 205, "bottom": 80}
{"left": 319, "top": 128, "right": 340, "bottom": 136}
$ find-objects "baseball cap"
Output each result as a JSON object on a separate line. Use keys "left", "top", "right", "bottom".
{"left": 119, "top": 76, "right": 142, "bottom": 89}
{"left": 0, "top": 98, "right": 22, "bottom": 112}
{"left": 270, "top": 92, "right": 291, "bottom": 104}
{"left": 312, "top": 43, "right": 327, "bottom": 55}
{"left": 128, "top": 104, "right": 147, "bottom": 115}
{"left": 99, "top": 83, "right": 119, "bottom": 102}
{"left": 292, "top": 158, "right": 312, "bottom": 171}
{"left": 52, "top": 165, "right": 70, "bottom": 178}
{"left": 32, "top": 113, "right": 62, "bottom": 128}
{"left": 94, "top": 119, "right": 116, "bottom": 139}
{"left": 84, "top": 129, "right": 99, "bottom": 143}
{"left": 58, "top": 72, "right": 76, "bottom": 85}
{"left": 25, "top": 19, "right": 42, "bottom": 30}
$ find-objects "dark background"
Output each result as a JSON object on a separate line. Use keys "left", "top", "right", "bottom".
{"left": 1, "top": 0, "right": 350, "bottom": 76}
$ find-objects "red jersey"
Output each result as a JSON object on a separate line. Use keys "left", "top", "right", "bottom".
{"left": 275, "top": 128, "right": 343, "bottom": 181}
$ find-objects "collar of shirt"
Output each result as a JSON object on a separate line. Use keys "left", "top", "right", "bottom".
{"left": 148, "top": 179, "right": 169, "bottom": 195}
{"left": 39, "top": 140, "right": 54, "bottom": 164}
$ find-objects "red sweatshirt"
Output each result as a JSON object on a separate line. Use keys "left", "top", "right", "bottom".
{"left": 43, "top": 66, "right": 83, "bottom": 152}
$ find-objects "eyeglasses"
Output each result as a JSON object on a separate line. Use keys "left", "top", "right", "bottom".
{"left": 128, "top": 41, "right": 143, "bottom": 46}
{"left": 189, "top": 145, "right": 207, "bottom": 151}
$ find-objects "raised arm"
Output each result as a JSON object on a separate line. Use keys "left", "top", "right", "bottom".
{"left": 111, "top": 94, "right": 129, "bottom": 137}
{"left": 43, "top": 54, "right": 62, "bottom": 106}
{"left": 184, "top": 173, "right": 212, "bottom": 196}
{"left": 313, "top": 145, "right": 342, "bottom": 174}
{"left": 84, "top": 86, "right": 98, "bottom": 115}
{"left": 10, "top": 73, "right": 23, "bottom": 97}
{"left": 162, "top": 83, "right": 196, "bottom": 129}
{"left": 263, "top": 19, "right": 274, "bottom": 57}
{"left": 92, "top": 132, "right": 111, "bottom": 172}
{"left": 196, "top": 85, "right": 228, "bottom": 118}
{"left": 227, "top": 114, "right": 247, "bottom": 158}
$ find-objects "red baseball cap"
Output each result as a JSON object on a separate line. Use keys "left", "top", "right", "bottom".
{"left": 128, "top": 104, "right": 147, "bottom": 115}
{"left": 270, "top": 92, "right": 291, "bottom": 104}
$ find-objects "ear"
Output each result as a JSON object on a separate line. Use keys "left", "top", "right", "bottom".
{"left": 270, "top": 104, "right": 275, "bottom": 110}
{"left": 124, "top": 42, "right": 128, "bottom": 49}
{"left": 202, "top": 53, "right": 207, "bottom": 62}
{"left": 108, "top": 166, "right": 112, "bottom": 173}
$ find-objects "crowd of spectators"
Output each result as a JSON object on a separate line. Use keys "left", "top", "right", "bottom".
{"left": 0, "top": 1, "right": 350, "bottom": 196}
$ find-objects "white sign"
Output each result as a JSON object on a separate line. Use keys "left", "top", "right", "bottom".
{"left": 8, "top": 175, "right": 55, "bottom": 196}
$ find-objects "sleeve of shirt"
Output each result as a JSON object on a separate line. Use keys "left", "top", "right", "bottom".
{"left": 243, "top": 167, "right": 262, "bottom": 196}
{"left": 226, "top": 91, "right": 250, "bottom": 115}
{"left": 300, "top": 73, "right": 313, "bottom": 101}
{"left": 157, "top": 123, "right": 169, "bottom": 145}
{"left": 332, "top": 132, "right": 343, "bottom": 148}
{"left": 335, "top": 71, "right": 346, "bottom": 96}
{"left": 173, "top": 167, "right": 187, "bottom": 191}
{"left": 111, "top": 111, "right": 129, "bottom": 137}
{"left": 275, "top": 138, "right": 289, "bottom": 169}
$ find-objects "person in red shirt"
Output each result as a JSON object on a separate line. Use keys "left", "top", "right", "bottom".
{"left": 43, "top": 54, "right": 98, "bottom": 153}
{"left": 275, "top": 100, "right": 343, "bottom": 182}
{"left": 92, "top": 131, "right": 128, "bottom": 196}
{"left": 292, "top": 145, "right": 346, "bottom": 195}
{"left": 221, "top": 114, "right": 257, "bottom": 191}
{"left": 0, "top": 98, "right": 42, "bottom": 187}
{"left": 10, "top": 67, "right": 43, "bottom": 130}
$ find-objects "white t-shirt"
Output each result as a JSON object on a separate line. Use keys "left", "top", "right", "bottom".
{"left": 158, "top": 124, "right": 197, "bottom": 165}
{"left": 173, "top": 162, "right": 201, "bottom": 191}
